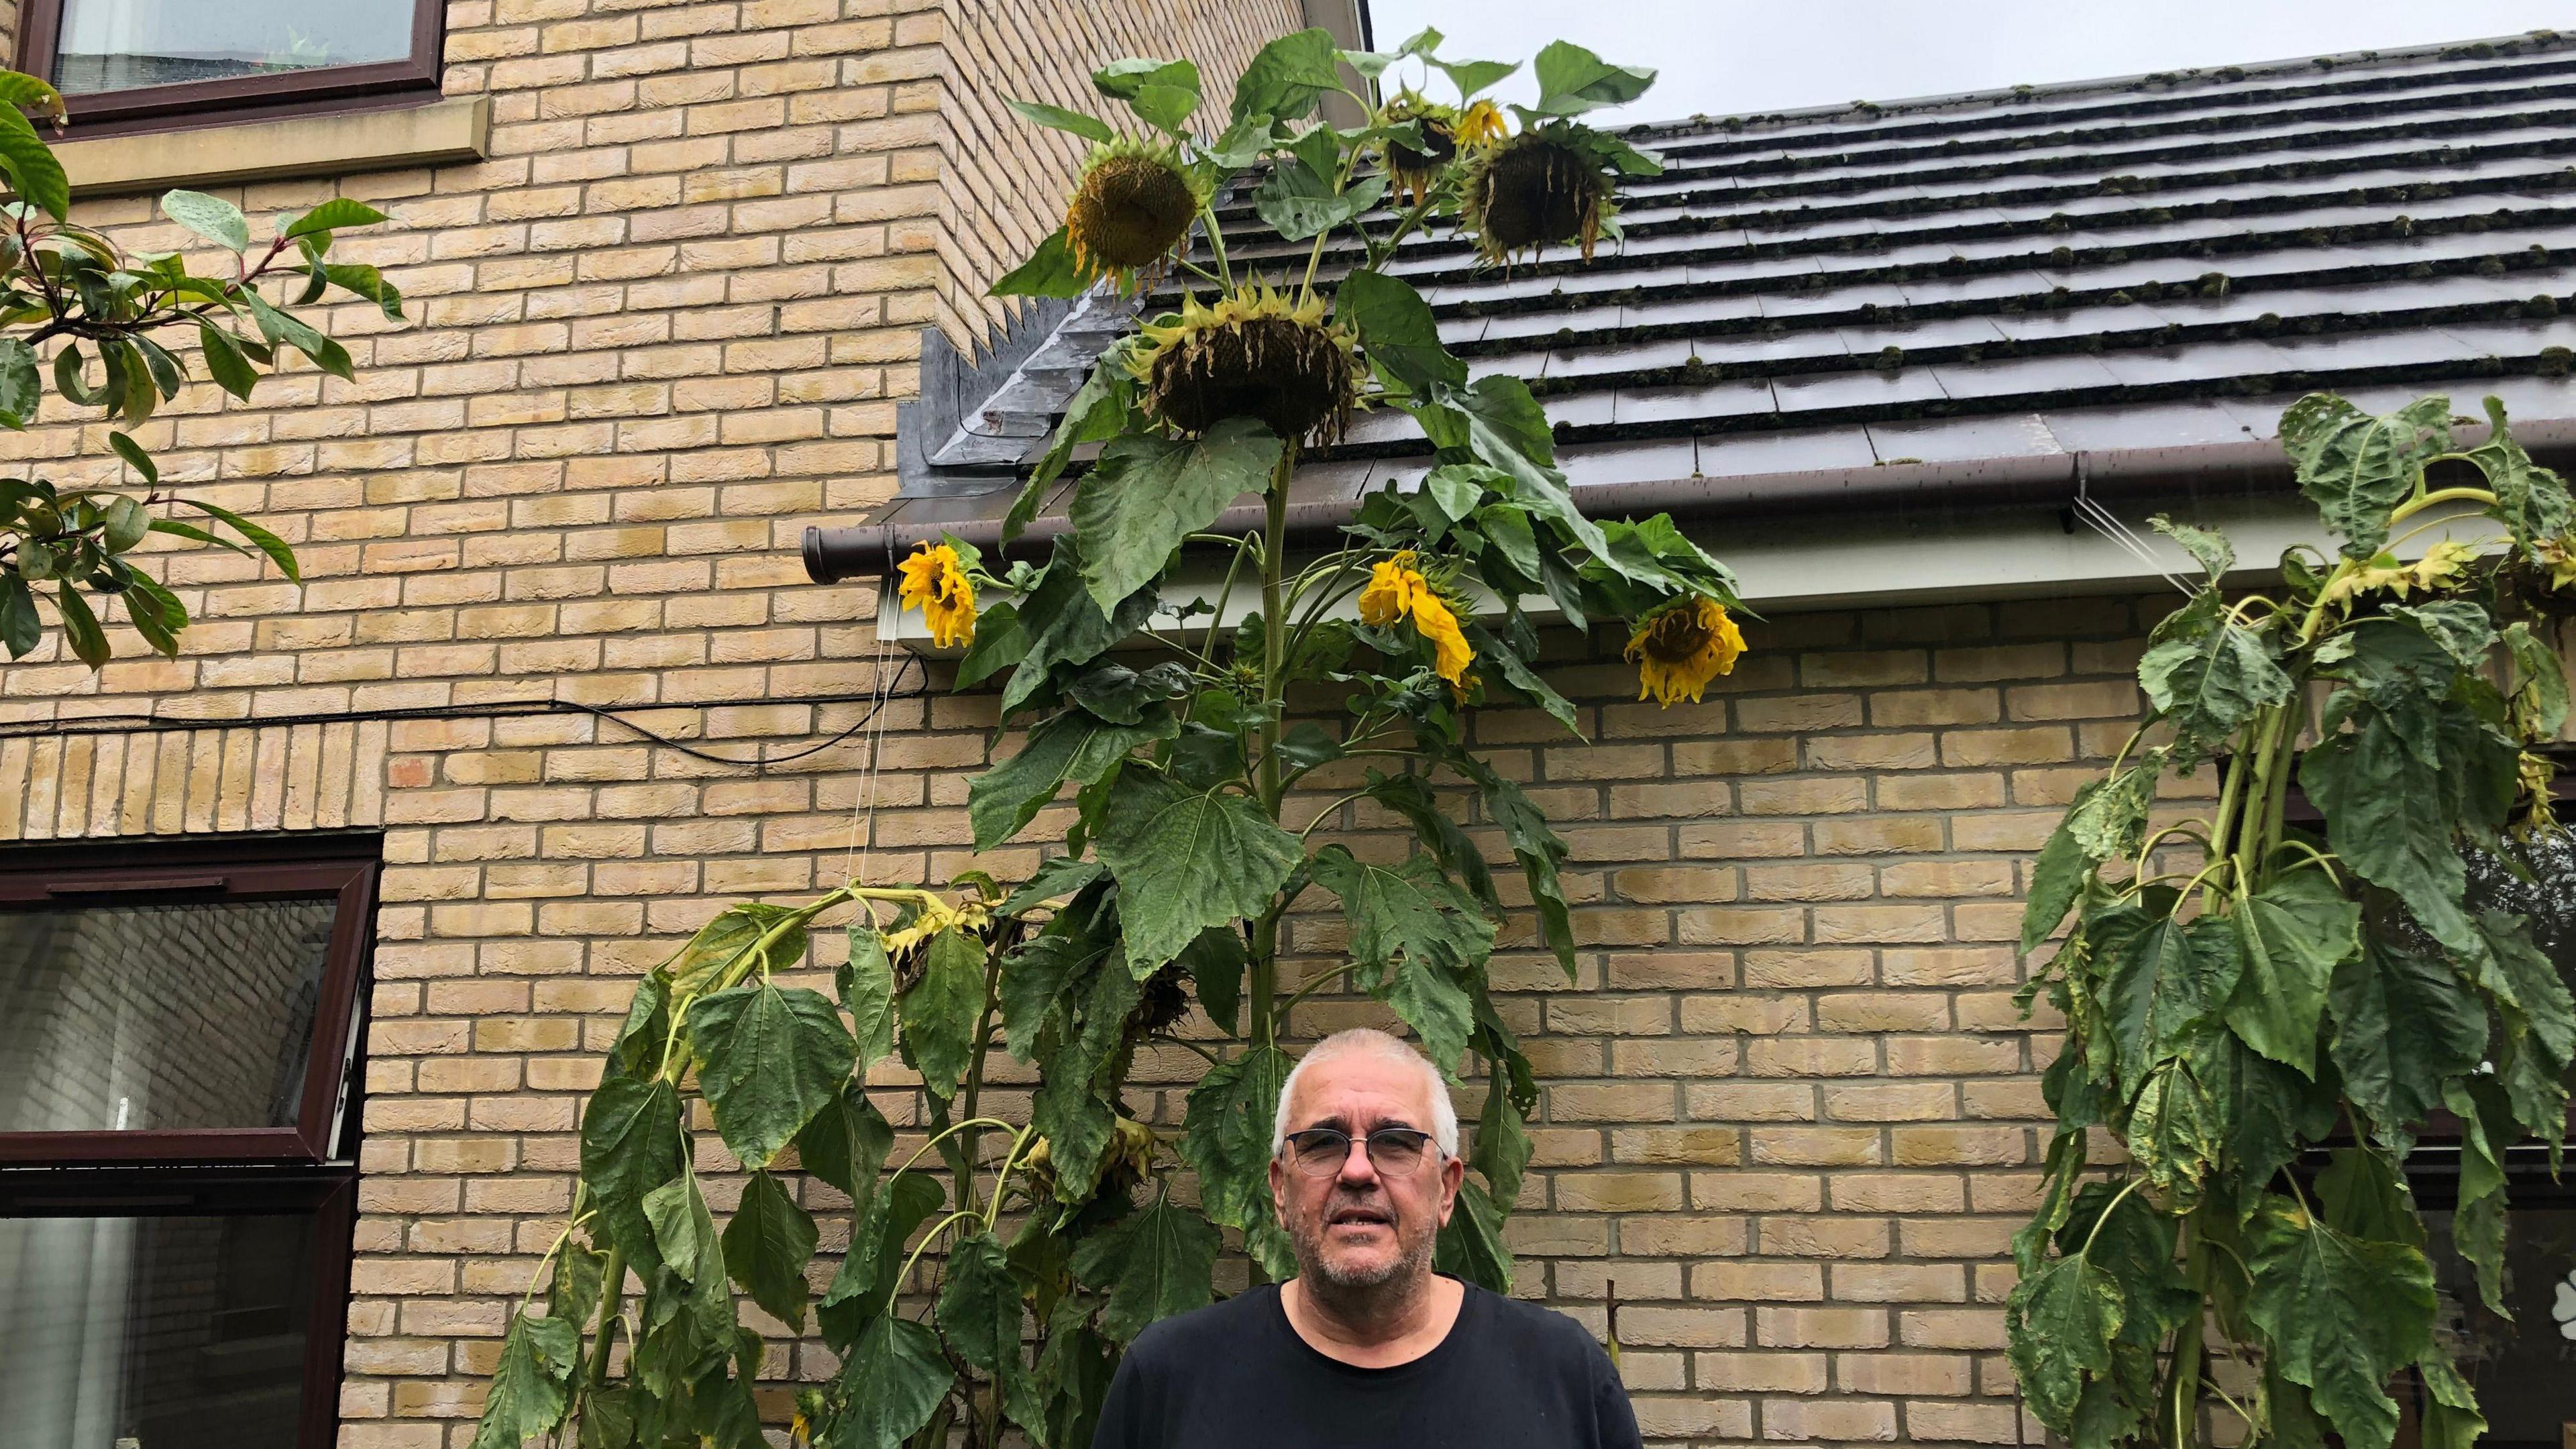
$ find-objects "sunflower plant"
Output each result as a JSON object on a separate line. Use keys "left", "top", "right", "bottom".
{"left": 470, "top": 28, "right": 1739, "bottom": 1449}
{"left": 2008, "top": 392, "right": 2576, "bottom": 1449}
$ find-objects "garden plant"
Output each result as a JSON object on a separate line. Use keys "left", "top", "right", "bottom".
{"left": 2009, "top": 392, "right": 2576, "bottom": 1449}
{"left": 471, "top": 28, "right": 1750, "bottom": 1449}
{"left": 0, "top": 69, "right": 402, "bottom": 666}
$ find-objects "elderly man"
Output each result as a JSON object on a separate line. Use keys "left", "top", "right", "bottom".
{"left": 1091, "top": 1027, "right": 1641, "bottom": 1448}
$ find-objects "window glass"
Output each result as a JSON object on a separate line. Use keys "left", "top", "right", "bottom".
{"left": 0, "top": 897, "right": 337, "bottom": 1134}
{"left": 51, "top": 0, "right": 415, "bottom": 96}
{"left": 0, "top": 1210, "right": 318, "bottom": 1449}
{"left": 2416, "top": 1205, "right": 2576, "bottom": 1449}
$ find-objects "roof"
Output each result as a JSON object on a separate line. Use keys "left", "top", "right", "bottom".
{"left": 809, "top": 30, "right": 2576, "bottom": 581}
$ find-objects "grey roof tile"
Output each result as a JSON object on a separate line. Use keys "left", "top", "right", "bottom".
{"left": 892, "top": 33, "right": 2576, "bottom": 525}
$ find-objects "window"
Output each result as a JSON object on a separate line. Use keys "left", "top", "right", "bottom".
{"left": 13, "top": 1, "right": 445, "bottom": 137}
{"left": 0, "top": 835, "right": 378, "bottom": 1449}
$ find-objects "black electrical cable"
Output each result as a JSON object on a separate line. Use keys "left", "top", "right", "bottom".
{"left": 0, "top": 653, "right": 932, "bottom": 771}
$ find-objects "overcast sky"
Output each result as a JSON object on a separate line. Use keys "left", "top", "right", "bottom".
{"left": 1366, "top": 1, "right": 2575, "bottom": 122}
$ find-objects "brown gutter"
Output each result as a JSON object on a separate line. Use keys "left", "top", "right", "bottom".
{"left": 801, "top": 427, "right": 2576, "bottom": 585}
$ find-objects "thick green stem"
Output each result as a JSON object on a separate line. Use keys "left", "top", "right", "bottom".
{"left": 1250, "top": 450, "right": 1294, "bottom": 1049}
{"left": 2161, "top": 1214, "right": 2209, "bottom": 1449}
{"left": 584, "top": 1246, "right": 625, "bottom": 1395}
{"left": 954, "top": 951, "right": 1004, "bottom": 1214}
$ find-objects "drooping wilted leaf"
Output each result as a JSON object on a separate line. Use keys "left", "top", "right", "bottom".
{"left": 688, "top": 981, "right": 856, "bottom": 1170}
{"left": 2151, "top": 514, "right": 2236, "bottom": 580}
{"left": 2302, "top": 706, "right": 2493, "bottom": 957}
{"left": 1472, "top": 1071, "right": 1532, "bottom": 1208}
{"left": 2005, "top": 1252, "right": 2124, "bottom": 1429}
{"left": 2123, "top": 1053, "right": 2224, "bottom": 1200}
{"left": 826, "top": 1314, "right": 953, "bottom": 1449}
{"left": 1464, "top": 759, "right": 1578, "bottom": 977}
{"left": 792, "top": 1081, "right": 892, "bottom": 1211}
{"left": 1179, "top": 1044, "right": 1297, "bottom": 1279}
{"left": 2414, "top": 1345, "right": 2488, "bottom": 1449}
{"left": 580, "top": 1076, "right": 685, "bottom": 1275}
{"left": 2244, "top": 1197, "right": 2435, "bottom": 1449}
{"left": 641, "top": 1170, "right": 730, "bottom": 1332}
{"left": 2226, "top": 871, "right": 2360, "bottom": 1076}
{"left": 839, "top": 923, "right": 896, "bottom": 1073}
{"left": 936, "top": 1230, "right": 1044, "bottom": 1435}
{"left": 470, "top": 1311, "right": 579, "bottom": 1449}
{"left": 1071, "top": 419, "right": 1283, "bottom": 614}
{"left": 999, "top": 540, "right": 1162, "bottom": 720}
{"left": 720, "top": 1169, "right": 818, "bottom": 1332}
{"left": 2137, "top": 612, "right": 2292, "bottom": 765}
{"left": 2096, "top": 905, "right": 2240, "bottom": 1090}
{"left": 2279, "top": 392, "right": 2454, "bottom": 558}
{"left": 2326, "top": 930, "right": 2485, "bottom": 1142}
{"left": 2440, "top": 1079, "right": 2515, "bottom": 1314}
{"left": 969, "top": 705, "right": 1179, "bottom": 851}
{"left": 2469, "top": 394, "right": 2572, "bottom": 547}
{"left": 1309, "top": 845, "right": 1488, "bottom": 1072}
{"left": 1432, "top": 1179, "right": 1512, "bottom": 1293}
{"left": 1071, "top": 1194, "right": 1219, "bottom": 1341}
{"left": 1096, "top": 775, "right": 1303, "bottom": 977}
{"left": 818, "top": 1171, "right": 945, "bottom": 1340}
{"left": 900, "top": 926, "right": 986, "bottom": 1097}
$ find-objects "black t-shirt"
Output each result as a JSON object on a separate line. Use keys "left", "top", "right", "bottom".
{"left": 1090, "top": 1278, "right": 1642, "bottom": 1449}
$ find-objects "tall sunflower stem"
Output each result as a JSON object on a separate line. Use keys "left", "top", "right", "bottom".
{"left": 1250, "top": 446, "right": 1295, "bottom": 1049}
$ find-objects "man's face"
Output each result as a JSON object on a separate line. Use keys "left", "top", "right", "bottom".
{"left": 1268, "top": 1051, "right": 1465, "bottom": 1293}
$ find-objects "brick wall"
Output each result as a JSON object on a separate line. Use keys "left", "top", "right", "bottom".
{"left": 0, "top": 2, "right": 2216, "bottom": 1446}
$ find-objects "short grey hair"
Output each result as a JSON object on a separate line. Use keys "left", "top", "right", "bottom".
{"left": 1271, "top": 1028, "right": 1460, "bottom": 1161}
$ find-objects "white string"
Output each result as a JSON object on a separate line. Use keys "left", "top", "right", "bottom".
{"left": 841, "top": 635, "right": 898, "bottom": 888}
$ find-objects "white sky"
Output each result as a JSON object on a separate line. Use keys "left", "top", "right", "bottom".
{"left": 1364, "top": 0, "right": 2576, "bottom": 123}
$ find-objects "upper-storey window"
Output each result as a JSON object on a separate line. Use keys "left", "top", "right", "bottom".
{"left": 14, "top": 0, "right": 445, "bottom": 137}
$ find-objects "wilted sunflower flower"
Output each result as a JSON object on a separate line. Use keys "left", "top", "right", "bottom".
{"left": 2321, "top": 539, "right": 2478, "bottom": 607}
{"left": 1463, "top": 125, "right": 1618, "bottom": 262}
{"left": 1454, "top": 99, "right": 1509, "bottom": 148}
{"left": 2408, "top": 539, "right": 2477, "bottom": 591}
{"left": 1627, "top": 597, "right": 1745, "bottom": 706}
{"left": 1065, "top": 136, "right": 1208, "bottom": 290}
{"left": 2536, "top": 535, "right": 2576, "bottom": 590}
{"left": 1383, "top": 93, "right": 1463, "bottom": 207}
{"left": 1130, "top": 279, "right": 1361, "bottom": 443}
{"left": 896, "top": 541, "right": 976, "bottom": 649}
{"left": 1359, "top": 549, "right": 1474, "bottom": 688}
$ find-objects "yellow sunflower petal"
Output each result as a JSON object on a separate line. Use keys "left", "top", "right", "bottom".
{"left": 1409, "top": 590, "right": 1474, "bottom": 688}
{"left": 896, "top": 541, "right": 977, "bottom": 649}
{"left": 1625, "top": 598, "right": 1744, "bottom": 706}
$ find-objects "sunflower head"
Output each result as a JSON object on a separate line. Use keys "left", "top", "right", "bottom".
{"left": 1454, "top": 99, "right": 1509, "bottom": 149}
{"left": 1359, "top": 549, "right": 1475, "bottom": 689}
{"left": 1626, "top": 597, "right": 1745, "bottom": 706}
{"left": 1065, "top": 137, "right": 1208, "bottom": 290}
{"left": 1463, "top": 127, "right": 1617, "bottom": 263}
{"left": 1383, "top": 93, "right": 1462, "bottom": 207}
{"left": 896, "top": 540, "right": 977, "bottom": 649}
{"left": 1130, "top": 278, "right": 1361, "bottom": 443}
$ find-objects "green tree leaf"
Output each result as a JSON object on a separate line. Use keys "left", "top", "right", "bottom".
{"left": 1432, "top": 1178, "right": 1513, "bottom": 1293}
{"left": 1070, "top": 1193, "right": 1219, "bottom": 1341}
{"left": 1179, "top": 1044, "right": 1297, "bottom": 1279}
{"left": 900, "top": 926, "right": 986, "bottom": 1097}
{"left": 720, "top": 1169, "right": 817, "bottom": 1332}
{"left": 969, "top": 705, "right": 1178, "bottom": 851}
{"left": 688, "top": 981, "right": 857, "bottom": 1170}
{"left": 1096, "top": 775, "right": 1303, "bottom": 977}
{"left": 2326, "top": 932, "right": 2485, "bottom": 1142}
{"left": 1310, "top": 845, "right": 1489, "bottom": 1072}
{"left": 471, "top": 1311, "right": 579, "bottom": 1449}
{"left": 162, "top": 188, "right": 252, "bottom": 252}
{"left": 580, "top": 1076, "right": 684, "bottom": 1275}
{"left": 282, "top": 197, "right": 389, "bottom": 240}
{"left": 0, "top": 107, "right": 68, "bottom": 220}
{"left": 992, "top": 226, "right": 1089, "bottom": 299}
{"left": 2279, "top": 392, "right": 2454, "bottom": 558}
{"left": 827, "top": 1314, "right": 953, "bottom": 1449}
{"left": 1472, "top": 1071, "right": 1532, "bottom": 1208}
{"left": 2226, "top": 871, "right": 2360, "bottom": 1075}
{"left": 2245, "top": 1198, "right": 2436, "bottom": 1449}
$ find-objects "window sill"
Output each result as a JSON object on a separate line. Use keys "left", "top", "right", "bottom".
{"left": 54, "top": 95, "right": 488, "bottom": 199}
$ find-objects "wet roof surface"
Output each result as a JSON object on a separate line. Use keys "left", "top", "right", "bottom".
{"left": 876, "top": 33, "right": 2576, "bottom": 541}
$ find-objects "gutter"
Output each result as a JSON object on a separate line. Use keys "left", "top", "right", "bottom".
{"left": 802, "top": 424, "right": 2576, "bottom": 586}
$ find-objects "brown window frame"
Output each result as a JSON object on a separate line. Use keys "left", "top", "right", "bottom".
{"left": 0, "top": 830, "right": 376, "bottom": 1449}
{"left": 0, "top": 1166, "right": 359, "bottom": 1449}
{"left": 13, "top": 0, "right": 447, "bottom": 139}
{"left": 0, "top": 839, "right": 378, "bottom": 1165}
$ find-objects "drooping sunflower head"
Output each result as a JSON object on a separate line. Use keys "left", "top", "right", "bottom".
{"left": 1065, "top": 136, "right": 1208, "bottom": 289}
{"left": 1383, "top": 92, "right": 1462, "bottom": 207}
{"left": 1462, "top": 127, "right": 1617, "bottom": 263}
{"left": 1626, "top": 596, "right": 1745, "bottom": 706}
{"left": 1454, "top": 99, "right": 1509, "bottom": 149}
{"left": 896, "top": 540, "right": 977, "bottom": 649}
{"left": 1358, "top": 549, "right": 1475, "bottom": 690}
{"left": 1129, "top": 278, "right": 1361, "bottom": 443}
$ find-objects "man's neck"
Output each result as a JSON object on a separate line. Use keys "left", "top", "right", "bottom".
{"left": 1281, "top": 1271, "right": 1465, "bottom": 1369}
